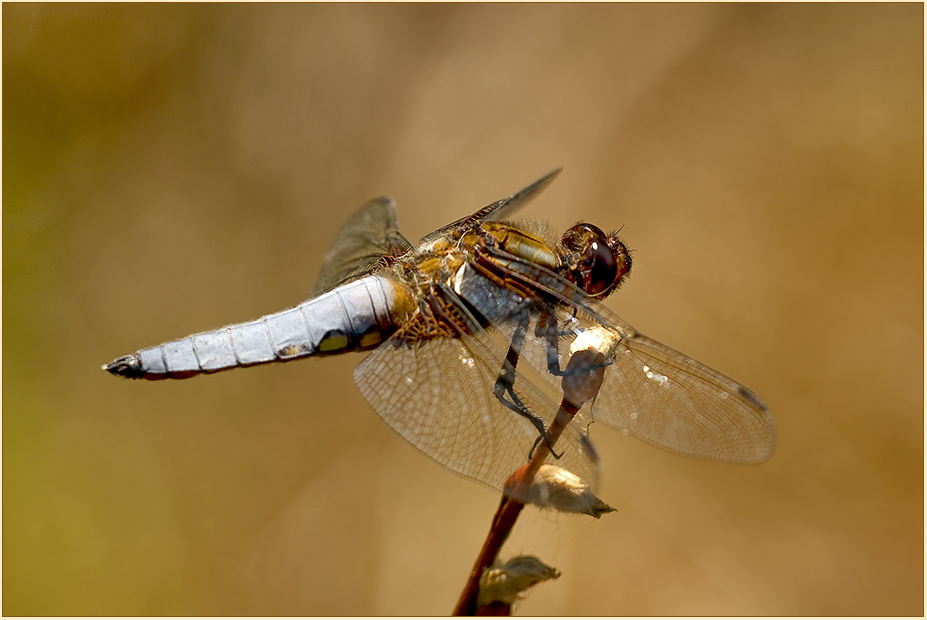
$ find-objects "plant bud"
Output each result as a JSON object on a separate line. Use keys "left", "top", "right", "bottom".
{"left": 477, "top": 555, "right": 560, "bottom": 610}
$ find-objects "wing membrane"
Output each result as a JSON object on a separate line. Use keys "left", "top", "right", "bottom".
{"left": 420, "top": 169, "right": 562, "bottom": 245}
{"left": 513, "top": 304, "right": 775, "bottom": 464}
{"left": 594, "top": 326, "right": 775, "bottom": 463}
{"left": 353, "top": 313, "right": 599, "bottom": 493}
{"left": 311, "top": 196, "right": 413, "bottom": 296}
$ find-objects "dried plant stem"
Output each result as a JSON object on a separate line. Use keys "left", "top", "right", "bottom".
{"left": 452, "top": 403, "right": 574, "bottom": 615}
{"left": 453, "top": 349, "right": 605, "bottom": 615}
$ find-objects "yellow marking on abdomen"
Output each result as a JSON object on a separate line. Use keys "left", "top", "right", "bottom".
{"left": 318, "top": 331, "right": 350, "bottom": 352}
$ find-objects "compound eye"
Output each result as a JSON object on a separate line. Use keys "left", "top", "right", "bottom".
{"left": 561, "top": 223, "right": 631, "bottom": 297}
{"left": 560, "top": 224, "right": 613, "bottom": 296}
{"left": 579, "top": 237, "right": 618, "bottom": 296}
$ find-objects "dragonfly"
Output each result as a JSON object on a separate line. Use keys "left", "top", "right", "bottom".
{"left": 104, "top": 170, "right": 776, "bottom": 495}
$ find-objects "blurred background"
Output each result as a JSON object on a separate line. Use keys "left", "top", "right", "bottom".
{"left": 3, "top": 3, "right": 922, "bottom": 616}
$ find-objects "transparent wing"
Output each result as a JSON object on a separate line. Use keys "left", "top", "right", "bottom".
{"left": 311, "top": 196, "right": 414, "bottom": 296}
{"left": 353, "top": 312, "right": 599, "bottom": 494}
{"left": 514, "top": 304, "right": 776, "bottom": 464}
{"left": 420, "top": 169, "right": 562, "bottom": 245}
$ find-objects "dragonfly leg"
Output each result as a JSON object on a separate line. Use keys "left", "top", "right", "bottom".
{"left": 492, "top": 311, "right": 563, "bottom": 459}
{"left": 427, "top": 283, "right": 564, "bottom": 459}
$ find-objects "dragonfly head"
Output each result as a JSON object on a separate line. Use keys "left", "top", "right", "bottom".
{"left": 559, "top": 223, "right": 631, "bottom": 298}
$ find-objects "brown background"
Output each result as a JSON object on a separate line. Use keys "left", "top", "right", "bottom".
{"left": 4, "top": 3, "right": 922, "bottom": 616}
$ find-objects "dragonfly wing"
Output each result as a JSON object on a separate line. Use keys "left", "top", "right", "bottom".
{"left": 353, "top": 311, "right": 599, "bottom": 493}
{"left": 514, "top": 304, "right": 776, "bottom": 464}
{"left": 420, "top": 169, "right": 562, "bottom": 244}
{"left": 311, "top": 196, "right": 414, "bottom": 297}
{"left": 594, "top": 322, "right": 775, "bottom": 463}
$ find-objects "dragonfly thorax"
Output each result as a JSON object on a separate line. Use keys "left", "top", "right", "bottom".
{"left": 479, "top": 222, "right": 560, "bottom": 271}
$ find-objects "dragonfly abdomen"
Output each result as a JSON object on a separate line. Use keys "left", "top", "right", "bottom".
{"left": 103, "top": 276, "right": 408, "bottom": 380}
